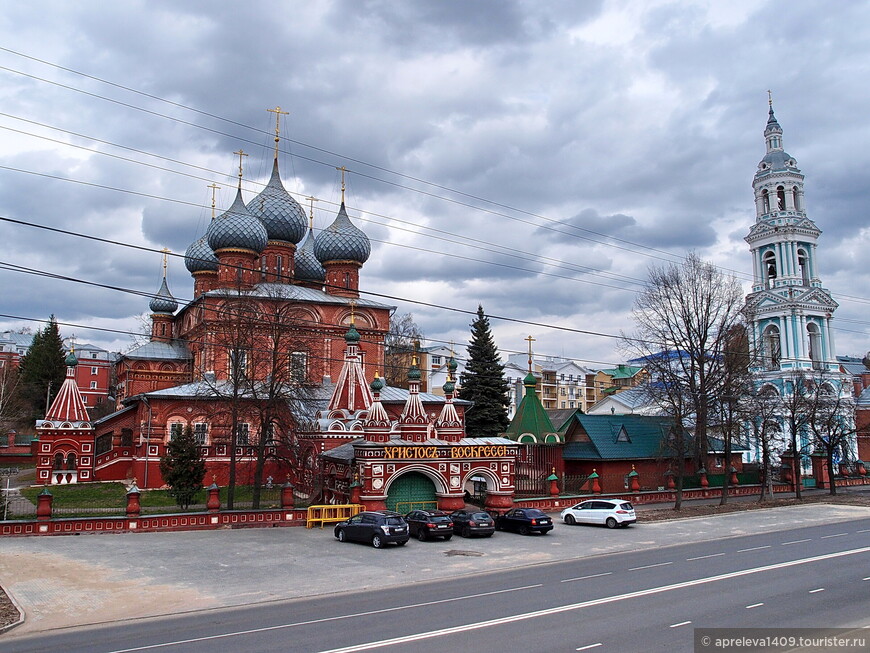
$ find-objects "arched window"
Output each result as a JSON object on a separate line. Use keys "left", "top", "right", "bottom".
{"left": 792, "top": 186, "right": 800, "bottom": 211}
{"left": 763, "top": 251, "right": 777, "bottom": 288}
{"left": 807, "top": 323, "right": 822, "bottom": 369}
{"left": 763, "top": 325, "right": 781, "bottom": 370}
{"left": 53, "top": 452, "right": 64, "bottom": 470}
{"left": 762, "top": 189, "right": 770, "bottom": 213}
{"left": 276, "top": 255, "right": 283, "bottom": 280}
{"left": 777, "top": 186, "right": 786, "bottom": 211}
{"left": 66, "top": 453, "right": 77, "bottom": 470}
{"left": 797, "top": 249, "right": 809, "bottom": 285}
{"left": 344, "top": 272, "right": 351, "bottom": 288}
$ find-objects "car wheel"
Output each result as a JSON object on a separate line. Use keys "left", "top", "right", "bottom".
{"left": 606, "top": 517, "right": 618, "bottom": 529}
{"left": 417, "top": 529, "right": 428, "bottom": 542}
{"left": 443, "top": 534, "right": 452, "bottom": 541}
{"left": 565, "top": 514, "right": 576, "bottom": 525}
{"left": 462, "top": 527, "right": 471, "bottom": 538}
{"left": 371, "top": 534, "right": 384, "bottom": 548}
{"left": 518, "top": 525, "right": 530, "bottom": 536}
{"left": 337, "top": 529, "right": 346, "bottom": 542}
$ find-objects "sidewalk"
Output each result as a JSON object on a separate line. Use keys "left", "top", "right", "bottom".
{"left": 2, "top": 500, "right": 869, "bottom": 637}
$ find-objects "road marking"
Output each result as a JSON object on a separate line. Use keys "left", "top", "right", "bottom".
{"left": 101, "top": 583, "right": 543, "bottom": 653}
{"left": 317, "top": 547, "right": 870, "bottom": 653}
{"left": 821, "top": 533, "right": 847, "bottom": 539}
{"left": 737, "top": 545, "right": 771, "bottom": 552}
{"left": 781, "top": 539, "right": 811, "bottom": 545}
{"left": 576, "top": 645, "right": 603, "bottom": 651}
{"left": 863, "top": 577, "right": 870, "bottom": 581}
{"left": 857, "top": 529, "right": 870, "bottom": 534}
{"left": 746, "top": 603, "right": 764, "bottom": 609}
{"left": 809, "top": 588, "right": 825, "bottom": 593}
{"left": 562, "top": 572, "right": 612, "bottom": 583}
{"left": 629, "top": 561, "right": 673, "bottom": 571}
{"left": 687, "top": 553, "right": 725, "bottom": 561}
{"left": 670, "top": 621, "right": 692, "bottom": 628}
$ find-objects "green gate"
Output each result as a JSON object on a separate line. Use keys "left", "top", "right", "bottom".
{"left": 386, "top": 472, "right": 437, "bottom": 513}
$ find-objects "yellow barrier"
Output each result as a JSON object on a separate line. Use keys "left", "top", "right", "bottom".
{"left": 306, "top": 504, "right": 364, "bottom": 529}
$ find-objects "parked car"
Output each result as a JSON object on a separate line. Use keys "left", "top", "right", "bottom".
{"left": 334, "top": 511, "right": 410, "bottom": 548}
{"left": 494, "top": 508, "right": 553, "bottom": 535}
{"left": 450, "top": 509, "right": 495, "bottom": 538}
{"left": 404, "top": 510, "right": 454, "bottom": 541}
{"left": 560, "top": 499, "right": 636, "bottom": 528}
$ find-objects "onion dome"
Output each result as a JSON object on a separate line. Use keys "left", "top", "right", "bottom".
{"left": 345, "top": 323, "right": 361, "bottom": 344}
{"left": 314, "top": 203, "right": 371, "bottom": 264}
{"left": 764, "top": 105, "right": 782, "bottom": 136}
{"left": 370, "top": 375, "right": 385, "bottom": 393}
{"left": 442, "top": 378, "right": 455, "bottom": 395}
{"left": 295, "top": 228, "right": 325, "bottom": 282}
{"left": 524, "top": 371, "right": 537, "bottom": 387}
{"left": 184, "top": 236, "right": 219, "bottom": 273}
{"left": 407, "top": 358, "right": 421, "bottom": 382}
{"left": 206, "top": 187, "right": 268, "bottom": 254}
{"left": 65, "top": 350, "right": 78, "bottom": 367}
{"left": 245, "top": 159, "right": 307, "bottom": 244}
{"left": 149, "top": 277, "right": 178, "bottom": 314}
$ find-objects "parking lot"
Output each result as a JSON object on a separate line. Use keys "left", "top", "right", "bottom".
{"left": 2, "top": 502, "right": 870, "bottom": 635}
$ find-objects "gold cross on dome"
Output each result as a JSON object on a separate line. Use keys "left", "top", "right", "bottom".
{"left": 305, "top": 195, "right": 318, "bottom": 228}
{"left": 525, "top": 335, "right": 536, "bottom": 373}
{"left": 336, "top": 165, "right": 347, "bottom": 204}
{"left": 266, "top": 106, "right": 289, "bottom": 158}
{"left": 207, "top": 183, "right": 220, "bottom": 219}
{"left": 349, "top": 299, "right": 356, "bottom": 325}
{"left": 233, "top": 149, "right": 248, "bottom": 184}
{"left": 767, "top": 89, "right": 773, "bottom": 107}
{"left": 160, "top": 248, "right": 171, "bottom": 277}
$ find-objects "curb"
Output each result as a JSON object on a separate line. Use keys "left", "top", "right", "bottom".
{"left": 0, "top": 586, "right": 25, "bottom": 635}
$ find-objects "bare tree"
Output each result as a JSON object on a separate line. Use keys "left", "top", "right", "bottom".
{"left": 804, "top": 374, "right": 856, "bottom": 496}
{"left": 384, "top": 312, "right": 423, "bottom": 389}
{"left": 743, "top": 384, "right": 784, "bottom": 502}
{"left": 625, "top": 253, "right": 746, "bottom": 474}
{"left": 0, "top": 364, "right": 25, "bottom": 430}
{"left": 775, "top": 371, "right": 813, "bottom": 499}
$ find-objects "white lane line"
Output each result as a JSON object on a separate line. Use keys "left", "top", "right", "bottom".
{"left": 821, "top": 533, "right": 847, "bottom": 539}
{"left": 576, "top": 645, "right": 603, "bottom": 651}
{"left": 737, "top": 545, "right": 771, "bottom": 552}
{"left": 782, "top": 539, "right": 811, "bottom": 545}
{"left": 863, "top": 577, "right": 870, "bottom": 581}
{"left": 318, "top": 547, "right": 870, "bottom": 653}
{"left": 670, "top": 621, "right": 692, "bottom": 628}
{"left": 629, "top": 561, "right": 673, "bottom": 571}
{"left": 857, "top": 529, "right": 870, "bottom": 534}
{"left": 562, "top": 572, "right": 612, "bottom": 583}
{"left": 101, "top": 583, "right": 543, "bottom": 653}
{"left": 746, "top": 603, "right": 764, "bottom": 609}
{"left": 687, "top": 553, "right": 725, "bottom": 561}
{"left": 809, "top": 588, "right": 825, "bottom": 593}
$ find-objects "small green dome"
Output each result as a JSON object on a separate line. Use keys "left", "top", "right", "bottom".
{"left": 524, "top": 371, "right": 537, "bottom": 386}
{"left": 442, "top": 379, "right": 455, "bottom": 395}
{"left": 65, "top": 351, "right": 78, "bottom": 367}
{"left": 345, "top": 324, "right": 360, "bottom": 343}
{"left": 370, "top": 375, "right": 385, "bottom": 392}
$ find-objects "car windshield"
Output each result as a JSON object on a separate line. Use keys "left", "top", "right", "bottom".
{"left": 385, "top": 517, "right": 405, "bottom": 526}
{"left": 472, "top": 512, "right": 491, "bottom": 520}
{"left": 619, "top": 502, "right": 634, "bottom": 511}
{"left": 430, "top": 515, "right": 451, "bottom": 523}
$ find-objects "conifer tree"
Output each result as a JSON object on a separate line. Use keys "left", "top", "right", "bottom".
{"left": 17, "top": 316, "right": 66, "bottom": 425}
{"left": 160, "top": 424, "right": 207, "bottom": 509}
{"left": 458, "top": 305, "right": 510, "bottom": 437}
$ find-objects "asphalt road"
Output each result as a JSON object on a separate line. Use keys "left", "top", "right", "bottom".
{"left": 3, "top": 516, "right": 869, "bottom": 653}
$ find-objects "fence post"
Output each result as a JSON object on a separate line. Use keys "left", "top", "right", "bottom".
{"left": 207, "top": 479, "right": 221, "bottom": 513}
{"left": 126, "top": 480, "right": 141, "bottom": 519}
{"left": 729, "top": 466, "right": 740, "bottom": 487}
{"left": 589, "top": 469, "right": 601, "bottom": 495}
{"left": 36, "top": 486, "right": 53, "bottom": 521}
{"left": 628, "top": 465, "right": 640, "bottom": 493}
{"left": 281, "top": 476, "right": 295, "bottom": 509}
{"left": 547, "top": 468, "right": 559, "bottom": 497}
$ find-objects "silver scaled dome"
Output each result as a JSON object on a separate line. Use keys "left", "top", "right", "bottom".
{"left": 313, "top": 203, "right": 371, "bottom": 264}
{"left": 149, "top": 277, "right": 178, "bottom": 314}
{"left": 184, "top": 236, "right": 219, "bottom": 273}
{"left": 245, "top": 159, "right": 307, "bottom": 244}
{"left": 206, "top": 187, "right": 268, "bottom": 254}
{"left": 295, "top": 228, "right": 325, "bottom": 282}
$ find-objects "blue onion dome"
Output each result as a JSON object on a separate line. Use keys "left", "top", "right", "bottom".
{"left": 345, "top": 323, "right": 361, "bottom": 343}
{"left": 149, "top": 277, "right": 178, "bottom": 314}
{"left": 184, "top": 236, "right": 219, "bottom": 273}
{"left": 313, "top": 203, "right": 371, "bottom": 264}
{"left": 294, "top": 228, "right": 325, "bottom": 282}
{"left": 65, "top": 350, "right": 78, "bottom": 367}
{"left": 206, "top": 187, "right": 268, "bottom": 254}
{"left": 245, "top": 159, "right": 307, "bottom": 244}
{"left": 370, "top": 374, "right": 385, "bottom": 393}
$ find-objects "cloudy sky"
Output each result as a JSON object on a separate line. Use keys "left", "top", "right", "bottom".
{"left": 1, "top": 0, "right": 868, "bottom": 371}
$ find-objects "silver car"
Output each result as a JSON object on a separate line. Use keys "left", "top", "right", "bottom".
{"left": 560, "top": 499, "right": 636, "bottom": 528}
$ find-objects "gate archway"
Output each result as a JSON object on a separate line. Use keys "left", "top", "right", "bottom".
{"left": 386, "top": 472, "right": 437, "bottom": 513}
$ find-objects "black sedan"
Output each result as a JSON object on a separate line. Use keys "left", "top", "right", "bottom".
{"left": 494, "top": 508, "right": 553, "bottom": 535}
{"left": 404, "top": 510, "right": 454, "bottom": 541}
{"left": 450, "top": 509, "right": 495, "bottom": 538}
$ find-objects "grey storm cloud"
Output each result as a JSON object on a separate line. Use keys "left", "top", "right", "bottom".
{"left": 1, "top": 0, "right": 868, "bottom": 364}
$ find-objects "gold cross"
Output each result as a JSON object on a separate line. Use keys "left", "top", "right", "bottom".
{"left": 767, "top": 89, "right": 773, "bottom": 107}
{"left": 160, "top": 247, "right": 171, "bottom": 277}
{"left": 305, "top": 195, "right": 318, "bottom": 229}
{"left": 266, "top": 106, "right": 289, "bottom": 158}
{"left": 526, "top": 335, "right": 535, "bottom": 372}
{"left": 233, "top": 149, "right": 248, "bottom": 184}
{"left": 349, "top": 299, "right": 356, "bottom": 325}
{"left": 207, "top": 183, "right": 220, "bottom": 219}
{"left": 336, "top": 165, "right": 347, "bottom": 204}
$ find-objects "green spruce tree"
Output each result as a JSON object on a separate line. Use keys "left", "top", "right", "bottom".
{"left": 458, "top": 305, "right": 510, "bottom": 437}
{"left": 160, "top": 424, "right": 207, "bottom": 509}
{"left": 17, "top": 316, "right": 67, "bottom": 426}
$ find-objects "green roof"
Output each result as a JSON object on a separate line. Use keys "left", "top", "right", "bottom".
{"left": 562, "top": 414, "right": 680, "bottom": 460}
{"left": 505, "top": 382, "right": 559, "bottom": 443}
{"left": 599, "top": 365, "right": 643, "bottom": 380}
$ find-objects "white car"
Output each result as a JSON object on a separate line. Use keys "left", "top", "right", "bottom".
{"left": 561, "top": 499, "right": 636, "bottom": 528}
